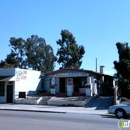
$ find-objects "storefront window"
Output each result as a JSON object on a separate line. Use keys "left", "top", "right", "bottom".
{"left": 0, "top": 82, "right": 5, "bottom": 96}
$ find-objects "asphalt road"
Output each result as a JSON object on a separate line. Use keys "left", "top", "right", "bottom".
{"left": 0, "top": 110, "right": 122, "bottom": 130}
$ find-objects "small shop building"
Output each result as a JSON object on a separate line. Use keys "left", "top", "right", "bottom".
{"left": 0, "top": 67, "right": 115, "bottom": 103}
{"left": 0, "top": 68, "right": 41, "bottom": 103}
{"left": 42, "top": 66, "right": 115, "bottom": 97}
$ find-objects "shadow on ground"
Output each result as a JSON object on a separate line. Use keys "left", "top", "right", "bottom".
{"left": 85, "top": 96, "right": 114, "bottom": 110}
{"left": 100, "top": 114, "right": 117, "bottom": 119}
{"left": 101, "top": 114, "right": 130, "bottom": 120}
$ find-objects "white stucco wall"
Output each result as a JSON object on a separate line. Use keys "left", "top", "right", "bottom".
{"left": 0, "top": 68, "right": 41, "bottom": 102}
{"left": 14, "top": 68, "right": 41, "bottom": 97}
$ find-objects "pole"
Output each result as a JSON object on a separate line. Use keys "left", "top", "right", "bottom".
{"left": 114, "top": 86, "right": 118, "bottom": 105}
{"left": 96, "top": 58, "right": 97, "bottom": 72}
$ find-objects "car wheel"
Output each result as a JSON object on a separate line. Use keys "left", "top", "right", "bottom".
{"left": 115, "top": 109, "right": 127, "bottom": 119}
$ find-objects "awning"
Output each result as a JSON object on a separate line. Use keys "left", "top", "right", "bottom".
{"left": 0, "top": 76, "right": 15, "bottom": 81}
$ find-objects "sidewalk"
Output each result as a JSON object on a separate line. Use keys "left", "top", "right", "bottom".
{"left": 0, "top": 104, "right": 108, "bottom": 115}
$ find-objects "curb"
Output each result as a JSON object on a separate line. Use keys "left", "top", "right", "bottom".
{"left": 0, "top": 108, "right": 108, "bottom": 115}
{"left": 0, "top": 109, "right": 66, "bottom": 114}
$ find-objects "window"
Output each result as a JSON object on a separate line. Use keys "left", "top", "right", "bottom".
{"left": 0, "top": 82, "right": 5, "bottom": 96}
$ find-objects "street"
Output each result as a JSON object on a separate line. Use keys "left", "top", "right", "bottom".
{"left": 0, "top": 110, "right": 122, "bottom": 130}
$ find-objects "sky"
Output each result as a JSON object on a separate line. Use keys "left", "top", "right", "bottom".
{"left": 1, "top": 0, "right": 130, "bottom": 76}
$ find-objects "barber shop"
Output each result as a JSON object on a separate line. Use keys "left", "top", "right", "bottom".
{"left": 42, "top": 67, "right": 115, "bottom": 97}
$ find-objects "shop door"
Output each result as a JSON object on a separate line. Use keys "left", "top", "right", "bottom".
{"left": 60, "top": 78, "right": 66, "bottom": 93}
{"left": 6, "top": 85, "right": 13, "bottom": 103}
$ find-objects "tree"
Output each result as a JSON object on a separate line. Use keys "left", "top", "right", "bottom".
{"left": 0, "top": 35, "right": 56, "bottom": 73}
{"left": 0, "top": 60, "right": 6, "bottom": 68}
{"left": 25, "top": 35, "right": 56, "bottom": 73}
{"left": 0, "top": 37, "right": 26, "bottom": 68}
{"left": 113, "top": 42, "right": 130, "bottom": 97}
{"left": 56, "top": 29, "right": 85, "bottom": 69}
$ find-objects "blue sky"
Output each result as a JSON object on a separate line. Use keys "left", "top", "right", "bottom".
{"left": 1, "top": 0, "right": 130, "bottom": 75}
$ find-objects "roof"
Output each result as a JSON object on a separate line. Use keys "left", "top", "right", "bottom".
{"left": 45, "top": 68, "right": 115, "bottom": 78}
{"left": 0, "top": 76, "right": 14, "bottom": 81}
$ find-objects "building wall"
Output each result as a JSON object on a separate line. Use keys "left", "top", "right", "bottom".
{"left": 14, "top": 68, "right": 41, "bottom": 98}
{"left": 0, "top": 81, "right": 14, "bottom": 103}
{"left": 43, "top": 76, "right": 60, "bottom": 93}
{"left": 0, "top": 82, "right": 7, "bottom": 103}
{"left": 55, "top": 77, "right": 59, "bottom": 93}
{"left": 0, "top": 68, "right": 41, "bottom": 103}
{"left": 0, "top": 68, "right": 15, "bottom": 103}
{"left": 43, "top": 76, "right": 51, "bottom": 93}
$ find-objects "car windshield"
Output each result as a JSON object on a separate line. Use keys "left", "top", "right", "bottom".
{"left": 121, "top": 98, "right": 130, "bottom": 105}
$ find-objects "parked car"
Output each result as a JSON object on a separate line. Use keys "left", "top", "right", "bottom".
{"left": 108, "top": 103, "right": 130, "bottom": 119}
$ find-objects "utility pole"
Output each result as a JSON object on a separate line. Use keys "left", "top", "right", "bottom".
{"left": 96, "top": 58, "right": 97, "bottom": 72}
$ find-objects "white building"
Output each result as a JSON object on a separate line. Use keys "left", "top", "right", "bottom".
{"left": 0, "top": 68, "right": 41, "bottom": 103}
